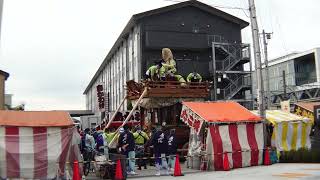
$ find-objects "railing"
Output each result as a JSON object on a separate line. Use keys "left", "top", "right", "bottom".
{"left": 145, "top": 81, "right": 209, "bottom": 89}
{"left": 215, "top": 44, "right": 249, "bottom": 71}
{"left": 207, "top": 35, "right": 228, "bottom": 45}
{"left": 221, "top": 75, "right": 251, "bottom": 99}
{"left": 126, "top": 80, "right": 211, "bottom": 99}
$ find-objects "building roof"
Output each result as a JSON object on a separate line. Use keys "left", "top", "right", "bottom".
{"left": 252, "top": 110, "right": 310, "bottom": 125}
{"left": 0, "top": 70, "right": 9, "bottom": 80}
{"left": 0, "top": 110, "right": 74, "bottom": 127}
{"left": 83, "top": 0, "right": 249, "bottom": 94}
{"left": 264, "top": 47, "right": 320, "bottom": 67}
{"left": 63, "top": 110, "right": 94, "bottom": 117}
{"left": 295, "top": 102, "right": 320, "bottom": 112}
{"left": 182, "top": 101, "right": 261, "bottom": 123}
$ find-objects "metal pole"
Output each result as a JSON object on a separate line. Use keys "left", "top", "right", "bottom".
{"left": 262, "top": 30, "right": 271, "bottom": 109}
{"left": 211, "top": 43, "right": 217, "bottom": 101}
{"left": 283, "top": 70, "right": 287, "bottom": 99}
{"left": 248, "top": 0, "right": 265, "bottom": 119}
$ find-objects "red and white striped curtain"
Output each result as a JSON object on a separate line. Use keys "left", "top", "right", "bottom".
{"left": 0, "top": 126, "right": 80, "bottom": 179}
{"left": 206, "top": 123, "right": 264, "bottom": 170}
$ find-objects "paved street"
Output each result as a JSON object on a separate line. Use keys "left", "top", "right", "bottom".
{"left": 87, "top": 163, "right": 320, "bottom": 180}
{"left": 141, "top": 163, "right": 320, "bottom": 180}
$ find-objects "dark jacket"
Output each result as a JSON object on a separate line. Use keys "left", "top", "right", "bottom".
{"left": 118, "top": 130, "right": 135, "bottom": 154}
{"left": 167, "top": 134, "right": 177, "bottom": 155}
{"left": 151, "top": 130, "right": 168, "bottom": 154}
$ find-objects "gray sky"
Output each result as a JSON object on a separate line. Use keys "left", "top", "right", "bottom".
{"left": 1, "top": 0, "right": 319, "bottom": 110}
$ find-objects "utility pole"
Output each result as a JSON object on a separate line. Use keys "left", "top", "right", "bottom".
{"left": 248, "top": 0, "right": 265, "bottom": 119}
{"left": 262, "top": 30, "right": 272, "bottom": 109}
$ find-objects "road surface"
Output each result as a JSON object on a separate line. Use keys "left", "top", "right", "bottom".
{"left": 87, "top": 163, "right": 320, "bottom": 180}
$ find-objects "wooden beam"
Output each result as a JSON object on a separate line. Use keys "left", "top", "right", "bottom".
{"left": 104, "top": 95, "right": 127, "bottom": 130}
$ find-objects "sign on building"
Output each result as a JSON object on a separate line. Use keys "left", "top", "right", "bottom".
{"left": 96, "top": 84, "right": 105, "bottom": 112}
{"left": 294, "top": 104, "right": 315, "bottom": 123}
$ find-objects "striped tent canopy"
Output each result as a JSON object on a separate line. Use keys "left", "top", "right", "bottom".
{"left": 253, "top": 110, "right": 312, "bottom": 152}
{"left": 180, "top": 102, "right": 264, "bottom": 171}
{"left": 0, "top": 111, "right": 80, "bottom": 179}
{"left": 206, "top": 123, "right": 264, "bottom": 170}
{"left": 252, "top": 110, "right": 310, "bottom": 125}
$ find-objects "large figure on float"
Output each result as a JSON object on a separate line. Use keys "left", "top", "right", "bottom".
{"left": 161, "top": 48, "right": 186, "bottom": 86}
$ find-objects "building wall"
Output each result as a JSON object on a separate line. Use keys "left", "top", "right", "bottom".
{"left": 253, "top": 48, "right": 320, "bottom": 97}
{"left": 315, "top": 48, "right": 320, "bottom": 82}
{"left": 5, "top": 94, "right": 12, "bottom": 107}
{"left": 252, "top": 60, "right": 296, "bottom": 96}
{"left": 86, "top": 25, "right": 141, "bottom": 114}
{"left": 85, "top": 7, "right": 247, "bottom": 115}
{"left": 0, "top": 75, "right": 4, "bottom": 110}
{"left": 140, "top": 6, "right": 242, "bottom": 77}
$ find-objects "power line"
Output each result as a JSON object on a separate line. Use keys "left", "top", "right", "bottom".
{"left": 240, "top": 0, "right": 250, "bottom": 18}
{"left": 163, "top": 0, "right": 248, "bottom": 10}
{"left": 268, "top": 0, "right": 288, "bottom": 53}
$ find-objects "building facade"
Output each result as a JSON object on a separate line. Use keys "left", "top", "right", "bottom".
{"left": 84, "top": 0, "right": 252, "bottom": 117}
{"left": 253, "top": 48, "right": 320, "bottom": 105}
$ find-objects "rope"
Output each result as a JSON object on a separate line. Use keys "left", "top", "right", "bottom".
{"left": 61, "top": 148, "right": 275, "bottom": 164}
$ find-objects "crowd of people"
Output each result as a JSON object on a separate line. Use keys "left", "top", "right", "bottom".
{"left": 78, "top": 124, "right": 178, "bottom": 176}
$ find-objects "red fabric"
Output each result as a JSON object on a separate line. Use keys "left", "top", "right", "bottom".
{"left": 108, "top": 121, "right": 140, "bottom": 128}
{"left": 182, "top": 102, "right": 262, "bottom": 123}
{"left": 33, "top": 127, "right": 48, "bottom": 178}
{"left": 210, "top": 126, "right": 223, "bottom": 170}
{"left": 5, "top": 127, "right": 20, "bottom": 177}
{"left": 246, "top": 123, "right": 259, "bottom": 166}
{"left": 59, "top": 128, "right": 72, "bottom": 176}
{"left": 228, "top": 124, "right": 242, "bottom": 168}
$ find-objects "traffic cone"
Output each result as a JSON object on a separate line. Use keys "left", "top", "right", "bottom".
{"left": 173, "top": 154, "right": 184, "bottom": 176}
{"left": 115, "top": 159, "right": 124, "bottom": 180}
{"left": 264, "top": 148, "right": 271, "bottom": 165}
{"left": 223, "top": 152, "right": 230, "bottom": 171}
{"left": 72, "top": 161, "right": 81, "bottom": 180}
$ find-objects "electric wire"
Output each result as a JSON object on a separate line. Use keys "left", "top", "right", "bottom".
{"left": 163, "top": 0, "right": 248, "bottom": 10}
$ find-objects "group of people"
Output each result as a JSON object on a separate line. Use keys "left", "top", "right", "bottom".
{"left": 146, "top": 48, "right": 202, "bottom": 85}
{"left": 117, "top": 124, "right": 178, "bottom": 176}
{"left": 78, "top": 124, "right": 178, "bottom": 176}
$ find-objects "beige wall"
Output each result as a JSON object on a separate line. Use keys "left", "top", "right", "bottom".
{"left": 0, "top": 75, "right": 5, "bottom": 110}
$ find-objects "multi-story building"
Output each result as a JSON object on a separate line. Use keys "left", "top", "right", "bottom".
{"left": 84, "top": 0, "right": 252, "bottom": 117}
{"left": 252, "top": 48, "right": 320, "bottom": 105}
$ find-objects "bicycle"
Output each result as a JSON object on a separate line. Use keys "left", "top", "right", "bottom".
{"left": 82, "top": 148, "right": 95, "bottom": 176}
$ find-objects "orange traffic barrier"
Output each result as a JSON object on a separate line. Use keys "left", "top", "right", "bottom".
{"left": 264, "top": 148, "right": 271, "bottom": 165}
{"left": 223, "top": 152, "right": 230, "bottom": 171}
{"left": 115, "top": 159, "right": 124, "bottom": 180}
{"left": 72, "top": 161, "right": 81, "bottom": 180}
{"left": 173, "top": 154, "right": 184, "bottom": 177}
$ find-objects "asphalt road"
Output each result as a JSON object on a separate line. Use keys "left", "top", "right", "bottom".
{"left": 139, "top": 163, "right": 320, "bottom": 180}
{"left": 87, "top": 163, "right": 320, "bottom": 180}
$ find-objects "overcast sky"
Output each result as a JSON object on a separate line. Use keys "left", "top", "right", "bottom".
{"left": 1, "top": 0, "right": 319, "bottom": 110}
